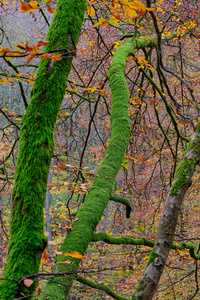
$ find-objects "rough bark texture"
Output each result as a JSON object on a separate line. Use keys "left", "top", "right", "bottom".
{"left": 0, "top": 0, "right": 86, "bottom": 299}
{"left": 133, "top": 124, "right": 200, "bottom": 300}
{"left": 38, "top": 37, "right": 156, "bottom": 300}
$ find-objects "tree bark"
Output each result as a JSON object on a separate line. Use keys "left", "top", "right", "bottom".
{"left": 0, "top": 0, "right": 86, "bottom": 299}
{"left": 133, "top": 124, "right": 200, "bottom": 299}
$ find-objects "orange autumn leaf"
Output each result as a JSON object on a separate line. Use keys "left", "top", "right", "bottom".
{"left": 47, "top": 5, "right": 55, "bottom": 13}
{"left": 60, "top": 251, "right": 85, "bottom": 259}
{"left": 23, "top": 279, "right": 34, "bottom": 288}
{"left": 16, "top": 41, "right": 35, "bottom": 54}
{"left": 0, "top": 47, "right": 22, "bottom": 59}
{"left": 0, "top": 47, "right": 9, "bottom": 54}
{"left": 88, "top": 0, "right": 97, "bottom": 4}
{"left": 8, "top": 112, "right": 16, "bottom": 117}
{"left": 40, "top": 53, "right": 61, "bottom": 61}
{"left": 20, "top": 1, "right": 40, "bottom": 13}
{"left": 42, "top": 249, "right": 49, "bottom": 260}
{"left": 25, "top": 54, "right": 34, "bottom": 64}
{"left": 40, "top": 53, "right": 52, "bottom": 59}
{"left": 35, "top": 41, "right": 50, "bottom": 48}
{"left": 51, "top": 54, "right": 62, "bottom": 61}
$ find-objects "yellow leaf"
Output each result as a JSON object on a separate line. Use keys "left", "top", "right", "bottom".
{"left": 110, "top": 1, "right": 120, "bottom": 11}
{"left": 124, "top": 5, "right": 137, "bottom": 18}
{"left": 93, "top": 17, "right": 109, "bottom": 27}
{"left": 61, "top": 251, "right": 85, "bottom": 260}
{"left": 87, "top": 5, "right": 95, "bottom": 17}
{"left": 84, "top": 86, "right": 98, "bottom": 93}
{"left": 115, "top": 190, "right": 122, "bottom": 194}
{"left": 109, "top": 16, "right": 120, "bottom": 25}
{"left": 131, "top": 0, "right": 146, "bottom": 10}
{"left": 40, "top": 259, "right": 46, "bottom": 265}
{"left": 88, "top": 0, "right": 97, "bottom": 4}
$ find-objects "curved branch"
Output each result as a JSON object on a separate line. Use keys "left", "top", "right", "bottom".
{"left": 110, "top": 194, "right": 132, "bottom": 218}
{"left": 77, "top": 276, "right": 131, "bottom": 300}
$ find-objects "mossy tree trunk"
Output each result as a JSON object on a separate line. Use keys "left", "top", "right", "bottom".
{"left": 133, "top": 125, "right": 200, "bottom": 300}
{"left": 0, "top": 0, "right": 86, "bottom": 299}
{"left": 38, "top": 37, "right": 157, "bottom": 300}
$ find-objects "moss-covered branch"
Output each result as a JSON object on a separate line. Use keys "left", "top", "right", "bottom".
{"left": 92, "top": 233, "right": 154, "bottom": 247}
{"left": 172, "top": 242, "right": 200, "bottom": 260}
{"left": 77, "top": 276, "right": 131, "bottom": 300}
{"left": 38, "top": 36, "right": 156, "bottom": 300}
{"left": 92, "top": 233, "right": 200, "bottom": 260}
{"left": 0, "top": 0, "right": 86, "bottom": 299}
{"left": 110, "top": 195, "right": 132, "bottom": 218}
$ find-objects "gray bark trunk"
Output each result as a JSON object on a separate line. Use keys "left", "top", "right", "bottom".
{"left": 134, "top": 125, "right": 200, "bottom": 299}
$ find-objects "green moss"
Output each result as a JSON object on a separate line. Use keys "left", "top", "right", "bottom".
{"left": 0, "top": 0, "right": 86, "bottom": 299}
{"left": 78, "top": 276, "right": 130, "bottom": 300}
{"left": 170, "top": 156, "right": 195, "bottom": 197}
{"left": 169, "top": 129, "right": 200, "bottom": 197}
{"left": 38, "top": 36, "right": 156, "bottom": 300}
{"left": 147, "top": 247, "right": 159, "bottom": 266}
{"left": 92, "top": 233, "right": 154, "bottom": 248}
{"left": 132, "top": 276, "right": 146, "bottom": 300}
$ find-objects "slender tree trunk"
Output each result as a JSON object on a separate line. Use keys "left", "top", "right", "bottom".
{"left": 0, "top": 1, "right": 86, "bottom": 299}
{"left": 133, "top": 125, "right": 200, "bottom": 299}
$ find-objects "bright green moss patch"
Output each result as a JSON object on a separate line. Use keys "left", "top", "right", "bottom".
{"left": 147, "top": 247, "right": 159, "bottom": 266}
{"left": 0, "top": 0, "right": 87, "bottom": 299}
{"left": 38, "top": 36, "right": 157, "bottom": 299}
{"left": 170, "top": 156, "right": 195, "bottom": 197}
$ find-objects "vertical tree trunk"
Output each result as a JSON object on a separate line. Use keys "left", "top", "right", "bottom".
{"left": 0, "top": 1, "right": 86, "bottom": 299}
